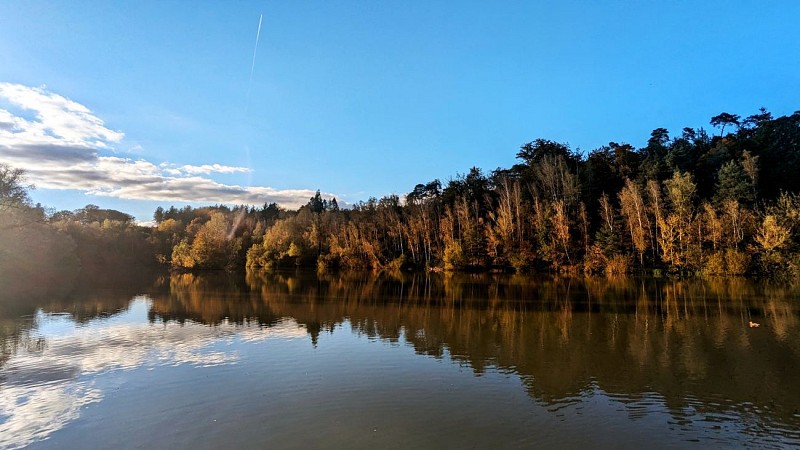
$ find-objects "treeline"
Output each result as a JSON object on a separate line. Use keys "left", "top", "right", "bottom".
{"left": 2, "top": 108, "right": 800, "bottom": 281}
{"left": 0, "top": 168, "right": 157, "bottom": 300}
{"left": 154, "top": 108, "right": 800, "bottom": 279}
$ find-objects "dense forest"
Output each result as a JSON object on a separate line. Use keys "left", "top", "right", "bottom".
{"left": 2, "top": 108, "right": 800, "bottom": 285}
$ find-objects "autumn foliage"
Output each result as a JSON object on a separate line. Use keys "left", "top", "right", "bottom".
{"left": 3, "top": 108, "right": 800, "bottom": 281}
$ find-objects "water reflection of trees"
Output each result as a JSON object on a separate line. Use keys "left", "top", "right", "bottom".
{"left": 0, "top": 266, "right": 164, "bottom": 371}
{"left": 239, "top": 270, "right": 800, "bottom": 427}
{"left": 4, "top": 269, "right": 800, "bottom": 430}
{"left": 148, "top": 272, "right": 282, "bottom": 328}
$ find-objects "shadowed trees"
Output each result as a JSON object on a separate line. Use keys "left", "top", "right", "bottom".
{"left": 0, "top": 165, "right": 79, "bottom": 300}
{"left": 710, "top": 112, "right": 741, "bottom": 136}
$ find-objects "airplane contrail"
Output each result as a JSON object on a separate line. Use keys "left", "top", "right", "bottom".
{"left": 249, "top": 14, "right": 263, "bottom": 87}
{"left": 243, "top": 14, "right": 263, "bottom": 197}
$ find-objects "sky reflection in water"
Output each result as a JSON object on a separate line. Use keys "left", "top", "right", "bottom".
{"left": 0, "top": 297, "right": 305, "bottom": 449}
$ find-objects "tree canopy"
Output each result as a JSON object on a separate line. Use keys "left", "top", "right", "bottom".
{"left": 4, "top": 107, "right": 800, "bottom": 281}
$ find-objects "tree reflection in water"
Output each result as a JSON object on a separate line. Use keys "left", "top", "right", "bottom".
{"left": 1, "top": 269, "right": 799, "bottom": 446}
{"left": 143, "top": 270, "right": 800, "bottom": 430}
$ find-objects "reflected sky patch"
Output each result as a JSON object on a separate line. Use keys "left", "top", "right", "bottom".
{"left": 0, "top": 297, "right": 305, "bottom": 449}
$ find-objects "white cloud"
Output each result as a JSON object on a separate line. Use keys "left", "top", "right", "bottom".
{"left": 179, "top": 163, "right": 253, "bottom": 175}
{"left": 0, "top": 82, "right": 332, "bottom": 209}
{"left": 0, "top": 82, "right": 123, "bottom": 148}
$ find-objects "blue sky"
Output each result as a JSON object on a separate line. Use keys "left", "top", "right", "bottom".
{"left": 1, "top": 1, "right": 798, "bottom": 221}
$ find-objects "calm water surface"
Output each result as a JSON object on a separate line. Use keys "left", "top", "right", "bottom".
{"left": 1, "top": 271, "right": 800, "bottom": 449}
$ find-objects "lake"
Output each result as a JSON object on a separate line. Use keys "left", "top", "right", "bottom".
{"left": 1, "top": 270, "right": 799, "bottom": 449}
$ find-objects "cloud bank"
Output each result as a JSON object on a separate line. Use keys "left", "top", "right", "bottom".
{"left": 0, "top": 82, "right": 327, "bottom": 209}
